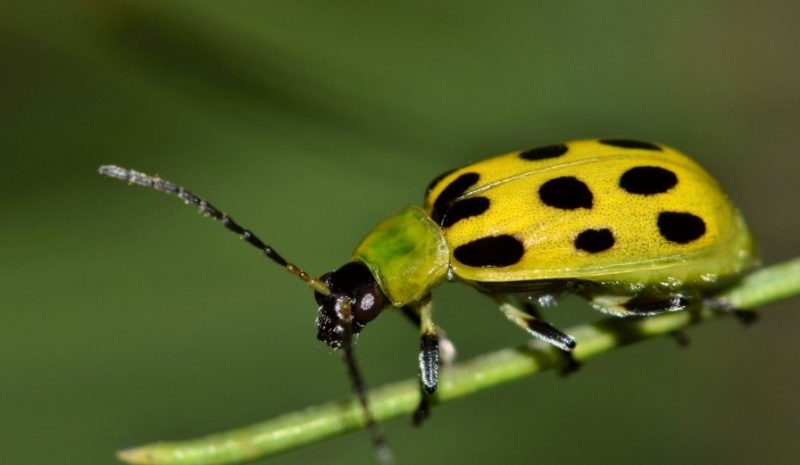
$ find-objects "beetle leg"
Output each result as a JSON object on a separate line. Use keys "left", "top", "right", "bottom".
{"left": 496, "top": 296, "right": 576, "bottom": 351}
{"left": 704, "top": 297, "right": 760, "bottom": 326}
{"left": 337, "top": 298, "right": 393, "bottom": 463}
{"left": 670, "top": 330, "right": 691, "bottom": 347}
{"left": 407, "top": 297, "right": 441, "bottom": 426}
{"left": 590, "top": 291, "right": 698, "bottom": 317}
{"left": 590, "top": 290, "right": 709, "bottom": 348}
{"left": 520, "top": 301, "right": 581, "bottom": 375}
{"left": 400, "top": 305, "right": 456, "bottom": 367}
{"left": 418, "top": 299, "right": 439, "bottom": 395}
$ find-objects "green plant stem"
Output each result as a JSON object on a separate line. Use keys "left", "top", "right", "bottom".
{"left": 117, "top": 258, "right": 800, "bottom": 465}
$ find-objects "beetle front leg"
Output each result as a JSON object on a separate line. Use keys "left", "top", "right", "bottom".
{"left": 408, "top": 297, "right": 440, "bottom": 426}
{"left": 400, "top": 305, "right": 456, "bottom": 367}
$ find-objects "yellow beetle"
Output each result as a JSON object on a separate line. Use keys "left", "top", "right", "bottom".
{"left": 100, "top": 138, "right": 757, "bottom": 459}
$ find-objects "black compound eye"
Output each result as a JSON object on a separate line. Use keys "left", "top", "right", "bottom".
{"left": 353, "top": 287, "right": 384, "bottom": 324}
{"left": 324, "top": 262, "right": 386, "bottom": 325}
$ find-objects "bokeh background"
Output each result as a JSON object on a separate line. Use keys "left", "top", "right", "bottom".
{"left": 3, "top": 1, "right": 799, "bottom": 464}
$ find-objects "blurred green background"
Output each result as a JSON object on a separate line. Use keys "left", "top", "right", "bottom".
{"left": 3, "top": 1, "right": 799, "bottom": 464}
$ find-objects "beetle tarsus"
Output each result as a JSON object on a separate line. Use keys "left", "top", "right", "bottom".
{"left": 670, "top": 330, "right": 691, "bottom": 347}
{"left": 558, "top": 349, "right": 582, "bottom": 376}
{"left": 412, "top": 390, "right": 431, "bottom": 427}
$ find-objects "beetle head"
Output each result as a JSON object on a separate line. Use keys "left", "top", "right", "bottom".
{"left": 314, "top": 261, "right": 387, "bottom": 349}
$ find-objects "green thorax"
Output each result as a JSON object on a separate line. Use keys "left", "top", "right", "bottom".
{"left": 353, "top": 206, "right": 449, "bottom": 306}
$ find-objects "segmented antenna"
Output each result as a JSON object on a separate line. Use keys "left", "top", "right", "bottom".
{"left": 98, "top": 165, "right": 331, "bottom": 296}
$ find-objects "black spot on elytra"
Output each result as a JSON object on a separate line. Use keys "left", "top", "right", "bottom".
{"left": 441, "top": 196, "right": 490, "bottom": 227}
{"left": 657, "top": 212, "right": 706, "bottom": 244}
{"left": 599, "top": 139, "right": 662, "bottom": 151}
{"left": 539, "top": 176, "right": 593, "bottom": 210}
{"left": 431, "top": 172, "right": 480, "bottom": 224}
{"left": 520, "top": 144, "right": 568, "bottom": 161}
{"left": 425, "top": 169, "right": 456, "bottom": 198}
{"left": 574, "top": 228, "right": 615, "bottom": 253}
{"left": 620, "top": 166, "right": 678, "bottom": 195}
{"left": 453, "top": 235, "right": 524, "bottom": 267}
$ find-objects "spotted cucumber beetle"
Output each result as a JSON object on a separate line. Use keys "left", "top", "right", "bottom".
{"left": 100, "top": 138, "right": 757, "bottom": 461}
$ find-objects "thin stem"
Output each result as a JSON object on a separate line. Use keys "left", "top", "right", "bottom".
{"left": 117, "top": 258, "right": 800, "bottom": 465}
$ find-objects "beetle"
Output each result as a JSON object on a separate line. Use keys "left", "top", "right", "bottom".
{"left": 100, "top": 138, "right": 757, "bottom": 461}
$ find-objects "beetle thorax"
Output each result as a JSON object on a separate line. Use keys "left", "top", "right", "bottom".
{"left": 352, "top": 206, "right": 449, "bottom": 306}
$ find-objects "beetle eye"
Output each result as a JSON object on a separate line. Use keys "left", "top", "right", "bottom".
{"left": 353, "top": 287, "right": 384, "bottom": 324}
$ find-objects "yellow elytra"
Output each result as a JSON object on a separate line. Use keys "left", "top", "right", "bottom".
{"left": 356, "top": 138, "right": 756, "bottom": 308}
{"left": 424, "top": 138, "right": 755, "bottom": 287}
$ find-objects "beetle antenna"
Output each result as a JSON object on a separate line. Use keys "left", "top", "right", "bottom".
{"left": 98, "top": 165, "right": 331, "bottom": 296}
{"left": 338, "top": 298, "right": 393, "bottom": 464}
